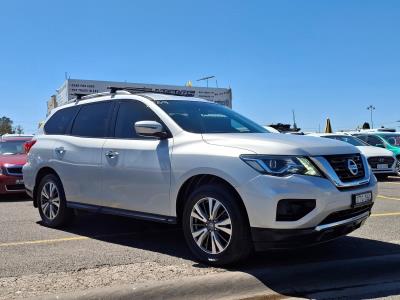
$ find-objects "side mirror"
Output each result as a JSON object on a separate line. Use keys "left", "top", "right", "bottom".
{"left": 375, "top": 143, "right": 386, "bottom": 148}
{"left": 134, "top": 121, "right": 168, "bottom": 139}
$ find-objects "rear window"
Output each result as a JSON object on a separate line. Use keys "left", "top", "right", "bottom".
{"left": 44, "top": 106, "right": 79, "bottom": 135}
{"left": 71, "top": 102, "right": 113, "bottom": 138}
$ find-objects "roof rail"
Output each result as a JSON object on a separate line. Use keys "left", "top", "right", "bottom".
{"left": 72, "top": 92, "right": 112, "bottom": 104}
{"left": 108, "top": 86, "right": 153, "bottom": 94}
{"left": 107, "top": 86, "right": 196, "bottom": 97}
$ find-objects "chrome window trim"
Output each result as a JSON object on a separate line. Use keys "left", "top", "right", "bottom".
{"left": 310, "top": 155, "right": 371, "bottom": 188}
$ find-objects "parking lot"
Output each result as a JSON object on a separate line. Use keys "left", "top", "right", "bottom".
{"left": 1, "top": 178, "right": 400, "bottom": 299}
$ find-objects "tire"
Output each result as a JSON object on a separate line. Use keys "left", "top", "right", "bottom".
{"left": 396, "top": 159, "right": 400, "bottom": 176}
{"left": 37, "top": 174, "right": 74, "bottom": 228}
{"left": 182, "top": 184, "right": 252, "bottom": 266}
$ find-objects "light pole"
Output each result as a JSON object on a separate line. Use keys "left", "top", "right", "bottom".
{"left": 367, "top": 105, "right": 376, "bottom": 129}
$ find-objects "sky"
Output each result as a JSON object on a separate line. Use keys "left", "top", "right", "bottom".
{"left": 0, "top": 0, "right": 399, "bottom": 134}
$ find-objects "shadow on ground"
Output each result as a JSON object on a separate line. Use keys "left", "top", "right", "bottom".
{"left": 47, "top": 212, "right": 400, "bottom": 299}
{"left": 0, "top": 193, "right": 30, "bottom": 202}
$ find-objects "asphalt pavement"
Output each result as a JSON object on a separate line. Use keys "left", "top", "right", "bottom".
{"left": 0, "top": 178, "right": 400, "bottom": 299}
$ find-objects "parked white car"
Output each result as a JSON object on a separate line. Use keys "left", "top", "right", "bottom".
{"left": 23, "top": 90, "right": 377, "bottom": 266}
{"left": 309, "top": 133, "right": 397, "bottom": 178}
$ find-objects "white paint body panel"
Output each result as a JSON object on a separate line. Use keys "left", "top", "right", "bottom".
{"left": 23, "top": 94, "right": 378, "bottom": 230}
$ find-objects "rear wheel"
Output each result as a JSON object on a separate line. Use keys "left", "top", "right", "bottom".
{"left": 37, "top": 174, "right": 74, "bottom": 228}
{"left": 182, "top": 184, "right": 252, "bottom": 266}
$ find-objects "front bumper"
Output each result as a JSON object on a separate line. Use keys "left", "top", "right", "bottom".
{"left": 252, "top": 207, "right": 371, "bottom": 251}
{"left": 0, "top": 175, "right": 26, "bottom": 194}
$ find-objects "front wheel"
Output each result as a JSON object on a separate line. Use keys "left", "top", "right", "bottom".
{"left": 396, "top": 159, "right": 400, "bottom": 176}
{"left": 182, "top": 184, "right": 252, "bottom": 266}
{"left": 37, "top": 174, "right": 74, "bottom": 228}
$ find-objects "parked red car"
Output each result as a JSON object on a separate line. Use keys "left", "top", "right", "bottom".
{"left": 0, "top": 134, "right": 34, "bottom": 194}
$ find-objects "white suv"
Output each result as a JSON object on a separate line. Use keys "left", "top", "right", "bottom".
{"left": 23, "top": 90, "right": 377, "bottom": 266}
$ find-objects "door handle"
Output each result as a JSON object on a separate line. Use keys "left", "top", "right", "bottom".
{"left": 105, "top": 150, "right": 119, "bottom": 159}
{"left": 55, "top": 147, "right": 65, "bottom": 155}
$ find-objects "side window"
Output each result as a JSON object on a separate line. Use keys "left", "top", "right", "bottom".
{"left": 44, "top": 106, "right": 79, "bottom": 135}
{"left": 367, "top": 135, "right": 384, "bottom": 147}
{"left": 71, "top": 102, "right": 113, "bottom": 138}
{"left": 355, "top": 135, "right": 368, "bottom": 143}
{"left": 114, "top": 101, "right": 162, "bottom": 139}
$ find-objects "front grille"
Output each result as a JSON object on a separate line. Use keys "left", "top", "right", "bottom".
{"left": 5, "top": 184, "right": 25, "bottom": 191}
{"left": 324, "top": 154, "right": 365, "bottom": 182}
{"left": 5, "top": 166, "right": 23, "bottom": 175}
{"left": 319, "top": 204, "right": 373, "bottom": 225}
{"left": 368, "top": 156, "right": 395, "bottom": 169}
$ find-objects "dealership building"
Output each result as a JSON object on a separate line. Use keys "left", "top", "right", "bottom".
{"left": 47, "top": 79, "right": 232, "bottom": 115}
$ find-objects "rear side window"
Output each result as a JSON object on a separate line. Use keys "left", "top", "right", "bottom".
{"left": 44, "top": 106, "right": 79, "bottom": 135}
{"left": 115, "top": 101, "right": 162, "bottom": 139}
{"left": 71, "top": 102, "right": 114, "bottom": 138}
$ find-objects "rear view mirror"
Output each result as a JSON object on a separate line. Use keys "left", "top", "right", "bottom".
{"left": 134, "top": 121, "right": 168, "bottom": 139}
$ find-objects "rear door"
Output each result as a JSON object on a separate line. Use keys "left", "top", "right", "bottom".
{"left": 51, "top": 101, "right": 115, "bottom": 205}
{"left": 101, "top": 100, "right": 172, "bottom": 216}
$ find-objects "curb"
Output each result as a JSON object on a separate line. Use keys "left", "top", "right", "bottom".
{"left": 34, "top": 254, "right": 400, "bottom": 300}
{"left": 36, "top": 271, "right": 291, "bottom": 300}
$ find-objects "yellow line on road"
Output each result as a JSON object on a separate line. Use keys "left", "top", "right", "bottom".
{"left": 0, "top": 236, "right": 88, "bottom": 247}
{"left": 371, "top": 212, "right": 400, "bottom": 217}
{"left": 377, "top": 195, "right": 400, "bottom": 201}
{"left": 0, "top": 229, "right": 179, "bottom": 248}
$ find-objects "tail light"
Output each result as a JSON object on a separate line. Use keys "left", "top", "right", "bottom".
{"left": 24, "top": 140, "right": 36, "bottom": 154}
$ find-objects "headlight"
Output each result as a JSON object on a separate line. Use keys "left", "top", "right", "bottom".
{"left": 240, "top": 155, "right": 322, "bottom": 177}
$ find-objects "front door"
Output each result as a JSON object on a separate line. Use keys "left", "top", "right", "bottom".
{"left": 101, "top": 100, "right": 172, "bottom": 216}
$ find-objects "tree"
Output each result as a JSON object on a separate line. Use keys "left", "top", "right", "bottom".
{"left": 0, "top": 116, "right": 14, "bottom": 135}
{"left": 14, "top": 125, "right": 24, "bottom": 134}
{"left": 362, "top": 122, "right": 371, "bottom": 130}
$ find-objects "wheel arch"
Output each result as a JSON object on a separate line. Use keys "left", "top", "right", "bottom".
{"left": 33, "top": 167, "right": 62, "bottom": 207}
{"left": 175, "top": 174, "right": 250, "bottom": 226}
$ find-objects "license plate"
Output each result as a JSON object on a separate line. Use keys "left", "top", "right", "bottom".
{"left": 352, "top": 192, "right": 373, "bottom": 208}
{"left": 15, "top": 179, "right": 24, "bottom": 184}
{"left": 377, "top": 164, "right": 388, "bottom": 169}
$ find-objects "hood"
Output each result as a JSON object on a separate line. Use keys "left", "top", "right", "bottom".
{"left": 356, "top": 146, "right": 394, "bottom": 158}
{"left": 0, "top": 154, "right": 27, "bottom": 166}
{"left": 202, "top": 133, "right": 360, "bottom": 156}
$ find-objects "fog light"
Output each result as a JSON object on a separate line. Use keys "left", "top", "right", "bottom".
{"left": 276, "top": 199, "right": 316, "bottom": 221}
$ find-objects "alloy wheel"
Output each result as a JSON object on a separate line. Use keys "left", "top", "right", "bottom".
{"left": 40, "top": 182, "right": 61, "bottom": 220}
{"left": 190, "top": 197, "right": 232, "bottom": 254}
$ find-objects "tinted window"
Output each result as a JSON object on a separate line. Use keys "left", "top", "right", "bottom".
{"left": 156, "top": 100, "right": 267, "bottom": 134}
{"left": 380, "top": 134, "right": 400, "bottom": 146}
{"left": 115, "top": 101, "right": 162, "bottom": 139}
{"left": 367, "top": 135, "right": 384, "bottom": 147}
{"left": 323, "top": 135, "right": 367, "bottom": 146}
{"left": 71, "top": 102, "right": 113, "bottom": 138}
{"left": 355, "top": 135, "right": 368, "bottom": 143}
{"left": 44, "top": 106, "right": 79, "bottom": 135}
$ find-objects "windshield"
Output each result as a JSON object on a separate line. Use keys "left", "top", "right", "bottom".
{"left": 380, "top": 134, "right": 400, "bottom": 146}
{"left": 323, "top": 135, "right": 368, "bottom": 146}
{"left": 156, "top": 100, "right": 268, "bottom": 134}
{"left": 0, "top": 140, "right": 27, "bottom": 155}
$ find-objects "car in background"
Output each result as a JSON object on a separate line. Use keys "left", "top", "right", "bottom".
{"left": 309, "top": 133, "right": 397, "bottom": 179}
{"left": 352, "top": 132, "right": 400, "bottom": 176}
{"left": 0, "top": 134, "right": 34, "bottom": 194}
